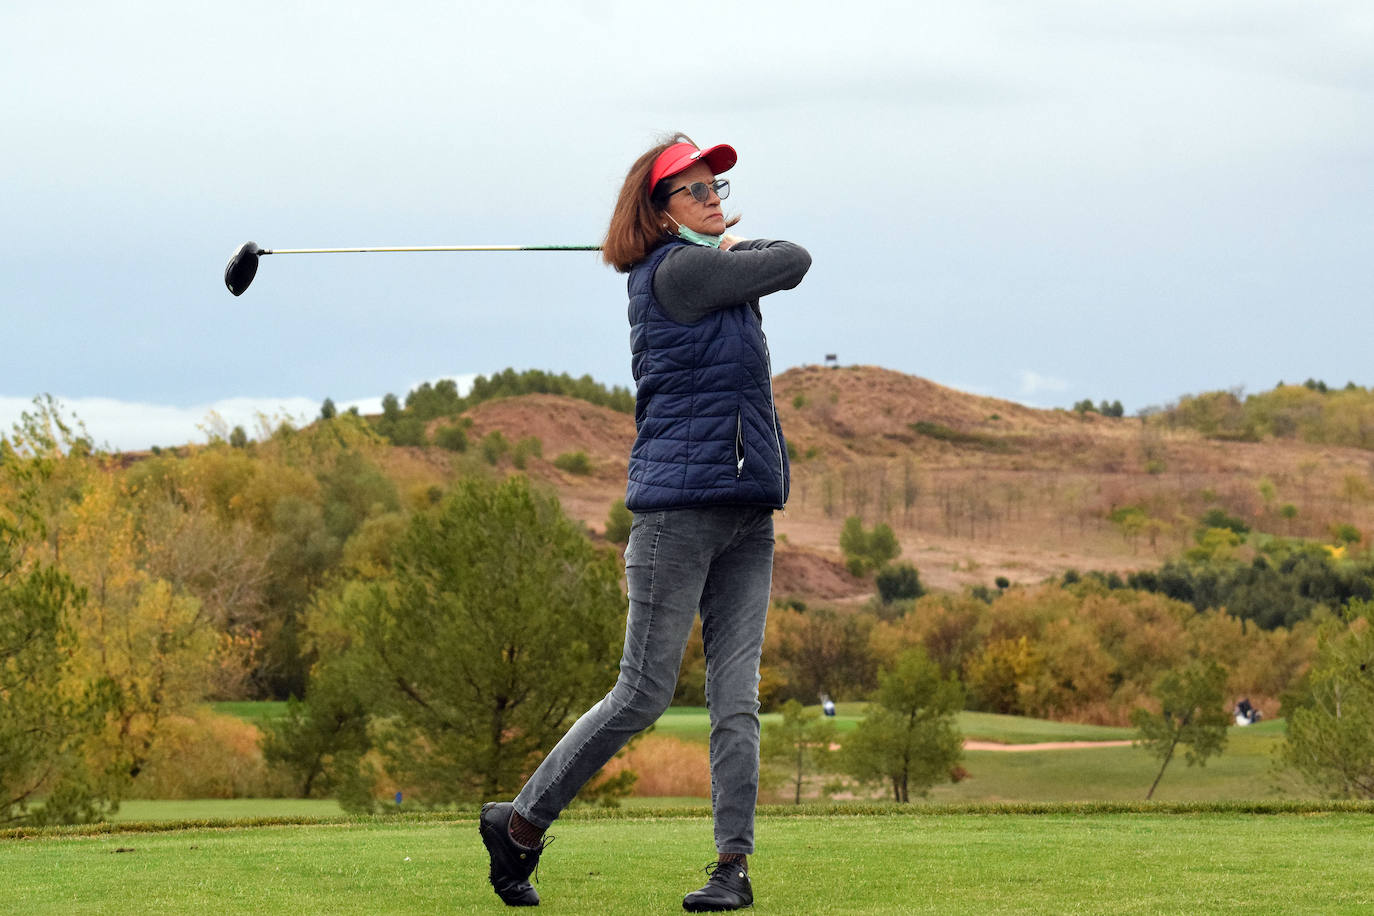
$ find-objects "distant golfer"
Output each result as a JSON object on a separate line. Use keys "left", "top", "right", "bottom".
{"left": 480, "top": 133, "right": 810, "bottom": 910}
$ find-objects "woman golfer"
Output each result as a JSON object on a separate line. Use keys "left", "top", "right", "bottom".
{"left": 481, "top": 133, "right": 810, "bottom": 911}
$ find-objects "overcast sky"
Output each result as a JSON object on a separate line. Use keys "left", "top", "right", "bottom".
{"left": 3, "top": 1, "right": 1371, "bottom": 450}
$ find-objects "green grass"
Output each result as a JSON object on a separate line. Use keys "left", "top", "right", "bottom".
{"left": 200, "top": 704, "right": 1295, "bottom": 810}
{"left": 6, "top": 808, "right": 1374, "bottom": 914}
{"left": 211, "top": 702, "right": 1168, "bottom": 745}
{"left": 209, "top": 700, "right": 290, "bottom": 723}
{"left": 655, "top": 705, "right": 1138, "bottom": 744}
{"left": 108, "top": 799, "right": 345, "bottom": 823}
{"left": 954, "top": 710, "right": 1136, "bottom": 743}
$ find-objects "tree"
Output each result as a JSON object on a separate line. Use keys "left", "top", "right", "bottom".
{"left": 333, "top": 476, "right": 626, "bottom": 804}
{"left": 605, "top": 500, "right": 633, "bottom": 545}
{"left": 769, "top": 606, "right": 878, "bottom": 703}
{"left": 259, "top": 654, "right": 373, "bottom": 802}
{"left": 875, "top": 563, "right": 924, "bottom": 604}
{"left": 63, "top": 473, "right": 221, "bottom": 783}
{"left": 760, "top": 700, "right": 837, "bottom": 804}
{"left": 1279, "top": 603, "right": 1374, "bottom": 798}
{"left": 839, "top": 516, "right": 900, "bottom": 576}
{"left": 840, "top": 649, "right": 963, "bottom": 802}
{"left": 0, "top": 564, "right": 112, "bottom": 826}
{"left": 404, "top": 379, "right": 463, "bottom": 420}
{"left": 319, "top": 398, "right": 337, "bottom": 420}
{"left": 0, "top": 429, "right": 112, "bottom": 825}
{"left": 434, "top": 421, "right": 470, "bottom": 452}
{"left": 374, "top": 393, "right": 426, "bottom": 446}
{"left": 965, "top": 636, "right": 1043, "bottom": 716}
{"left": 480, "top": 431, "right": 510, "bottom": 465}
{"left": 1131, "top": 659, "right": 1230, "bottom": 800}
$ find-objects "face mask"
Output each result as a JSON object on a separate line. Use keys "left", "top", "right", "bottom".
{"left": 664, "top": 213, "right": 722, "bottom": 248}
{"left": 678, "top": 226, "right": 723, "bottom": 248}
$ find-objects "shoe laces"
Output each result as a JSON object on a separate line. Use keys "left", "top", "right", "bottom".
{"left": 530, "top": 834, "right": 555, "bottom": 883}
{"left": 704, "top": 860, "right": 746, "bottom": 885}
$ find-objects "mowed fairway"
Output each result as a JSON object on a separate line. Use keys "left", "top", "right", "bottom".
{"left": 6, "top": 808, "right": 1374, "bottom": 915}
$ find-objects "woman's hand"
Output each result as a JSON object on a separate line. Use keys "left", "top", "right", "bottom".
{"left": 720, "top": 234, "right": 744, "bottom": 251}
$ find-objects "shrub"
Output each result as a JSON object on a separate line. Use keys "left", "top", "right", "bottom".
{"left": 434, "top": 423, "right": 469, "bottom": 452}
{"left": 1331, "top": 523, "right": 1362, "bottom": 545}
{"left": 909, "top": 421, "right": 1013, "bottom": 453}
{"left": 605, "top": 501, "right": 632, "bottom": 545}
{"left": 125, "top": 710, "right": 291, "bottom": 799}
{"left": 479, "top": 430, "right": 509, "bottom": 465}
{"left": 840, "top": 517, "right": 900, "bottom": 576}
{"left": 876, "top": 563, "right": 924, "bottom": 603}
{"left": 512, "top": 436, "right": 543, "bottom": 469}
{"left": 1198, "top": 508, "right": 1249, "bottom": 538}
{"left": 553, "top": 450, "right": 593, "bottom": 475}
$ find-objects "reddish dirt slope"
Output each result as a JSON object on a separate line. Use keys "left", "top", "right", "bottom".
{"left": 433, "top": 367, "right": 1374, "bottom": 602}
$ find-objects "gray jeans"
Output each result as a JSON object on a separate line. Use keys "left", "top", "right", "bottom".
{"left": 513, "top": 504, "right": 775, "bottom": 855}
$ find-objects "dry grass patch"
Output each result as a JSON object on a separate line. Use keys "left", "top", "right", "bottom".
{"left": 601, "top": 735, "right": 711, "bottom": 798}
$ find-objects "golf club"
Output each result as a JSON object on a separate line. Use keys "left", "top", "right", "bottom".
{"left": 224, "top": 241, "right": 601, "bottom": 296}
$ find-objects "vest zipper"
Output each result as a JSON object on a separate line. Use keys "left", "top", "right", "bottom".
{"left": 735, "top": 410, "right": 745, "bottom": 477}
{"left": 761, "top": 331, "right": 786, "bottom": 509}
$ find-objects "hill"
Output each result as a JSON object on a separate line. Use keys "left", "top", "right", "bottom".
{"left": 446, "top": 365, "right": 1374, "bottom": 598}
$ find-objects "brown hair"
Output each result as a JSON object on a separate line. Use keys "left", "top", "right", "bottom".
{"left": 601, "top": 132, "right": 740, "bottom": 273}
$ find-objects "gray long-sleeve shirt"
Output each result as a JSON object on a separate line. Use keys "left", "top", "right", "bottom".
{"left": 651, "top": 239, "right": 811, "bottom": 324}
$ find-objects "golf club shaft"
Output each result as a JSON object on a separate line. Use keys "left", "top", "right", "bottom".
{"left": 260, "top": 244, "right": 600, "bottom": 255}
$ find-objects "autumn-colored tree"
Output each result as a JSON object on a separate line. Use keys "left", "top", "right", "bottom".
{"left": 964, "top": 635, "right": 1043, "bottom": 715}
{"left": 767, "top": 606, "right": 878, "bottom": 703}
{"left": 872, "top": 593, "right": 984, "bottom": 678}
{"left": 62, "top": 472, "right": 220, "bottom": 785}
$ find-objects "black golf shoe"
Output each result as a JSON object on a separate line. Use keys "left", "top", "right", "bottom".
{"left": 479, "top": 802, "right": 551, "bottom": 907}
{"left": 682, "top": 861, "right": 753, "bottom": 912}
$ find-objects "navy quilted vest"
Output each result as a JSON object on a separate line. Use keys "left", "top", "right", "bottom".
{"left": 624, "top": 240, "right": 790, "bottom": 511}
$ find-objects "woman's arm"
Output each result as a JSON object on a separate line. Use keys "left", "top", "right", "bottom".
{"left": 652, "top": 240, "right": 811, "bottom": 324}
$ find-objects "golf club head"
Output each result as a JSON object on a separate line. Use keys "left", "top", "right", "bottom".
{"left": 224, "top": 241, "right": 261, "bottom": 296}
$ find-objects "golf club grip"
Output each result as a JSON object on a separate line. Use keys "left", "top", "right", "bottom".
{"left": 260, "top": 245, "right": 601, "bottom": 255}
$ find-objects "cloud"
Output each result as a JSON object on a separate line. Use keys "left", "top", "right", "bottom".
{"left": 0, "top": 374, "right": 478, "bottom": 453}
{"left": 1020, "top": 371, "right": 1071, "bottom": 397}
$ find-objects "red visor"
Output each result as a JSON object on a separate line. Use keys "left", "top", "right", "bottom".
{"left": 648, "top": 142, "right": 737, "bottom": 191}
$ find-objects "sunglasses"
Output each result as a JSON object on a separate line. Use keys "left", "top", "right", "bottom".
{"left": 666, "top": 179, "right": 730, "bottom": 203}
